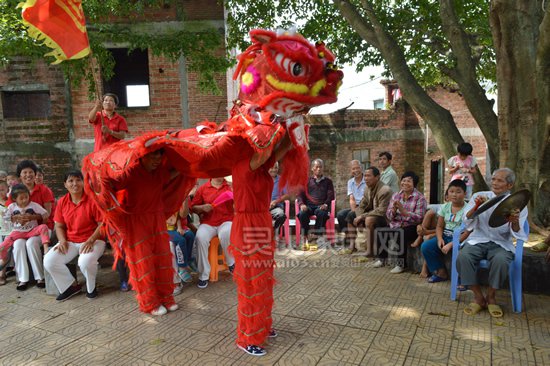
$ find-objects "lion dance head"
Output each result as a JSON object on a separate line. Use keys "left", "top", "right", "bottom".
{"left": 233, "top": 28, "right": 344, "bottom": 119}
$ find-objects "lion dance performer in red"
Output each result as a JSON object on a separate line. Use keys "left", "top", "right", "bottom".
{"left": 82, "top": 28, "right": 342, "bottom": 355}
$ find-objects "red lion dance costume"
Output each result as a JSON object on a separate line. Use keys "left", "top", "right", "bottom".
{"left": 82, "top": 28, "right": 342, "bottom": 354}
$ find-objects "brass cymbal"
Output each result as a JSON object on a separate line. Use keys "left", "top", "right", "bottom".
{"left": 488, "top": 189, "right": 531, "bottom": 228}
{"left": 471, "top": 194, "right": 507, "bottom": 218}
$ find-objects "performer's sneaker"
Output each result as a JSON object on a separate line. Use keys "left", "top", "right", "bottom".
{"left": 150, "top": 305, "right": 167, "bottom": 316}
{"left": 238, "top": 344, "right": 267, "bottom": 356}
{"left": 56, "top": 284, "right": 82, "bottom": 301}
{"left": 166, "top": 303, "right": 179, "bottom": 312}
{"left": 197, "top": 279, "right": 209, "bottom": 289}
{"left": 268, "top": 329, "right": 278, "bottom": 338}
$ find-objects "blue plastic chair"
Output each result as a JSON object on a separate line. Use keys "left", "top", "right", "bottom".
{"left": 450, "top": 220, "right": 529, "bottom": 313}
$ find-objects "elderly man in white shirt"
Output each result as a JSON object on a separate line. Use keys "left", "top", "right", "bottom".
{"left": 336, "top": 160, "right": 365, "bottom": 249}
{"left": 456, "top": 168, "right": 528, "bottom": 318}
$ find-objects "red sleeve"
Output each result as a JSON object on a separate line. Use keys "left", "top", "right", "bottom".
{"left": 54, "top": 195, "right": 66, "bottom": 225}
{"left": 89, "top": 111, "right": 100, "bottom": 125}
{"left": 117, "top": 116, "right": 129, "bottom": 132}
{"left": 189, "top": 186, "right": 204, "bottom": 209}
{"left": 41, "top": 185, "right": 55, "bottom": 204}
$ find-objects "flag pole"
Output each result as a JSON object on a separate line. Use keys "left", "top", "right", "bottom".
{"left": 88, "top": 55, "right": 107, "bottom": 141}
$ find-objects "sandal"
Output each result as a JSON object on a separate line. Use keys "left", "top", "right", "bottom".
{"left": 488, "top": 304, "right": 503, "bottom": 318}
{"left": 427, "top": 275, "right": 448, "bottom": 283}
{"left": 0, "top": 276, "right": 6, "bottom": 286}
{"left": 457, "top": 285, "right": 468, "bottom": 291}
{"left": 16, "top": 282, "right": 28, "bottom": 291}
{"left": 464, "top": 302, "right": 485, "bottom": 315}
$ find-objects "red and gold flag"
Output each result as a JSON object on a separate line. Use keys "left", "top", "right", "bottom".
{"left": 19, "top": 0, "right": 90, "bottom": 64}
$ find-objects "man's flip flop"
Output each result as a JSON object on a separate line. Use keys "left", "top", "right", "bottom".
{"left": 464, "top": 302, "right": 484, "bottom": 315}
{"left": 427, "top": 275, "right": 447, "bottom": 283}
{"left": 457, "top": 285, "right": 468, "bottom": 291}
{"left": 488, "top": 304, "right": 503, "bottom": 318}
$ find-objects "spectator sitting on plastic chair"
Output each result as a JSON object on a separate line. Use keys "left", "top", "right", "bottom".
{"left": 190, "top": 178, "right": 235, "bottom": 290}
{"left": 167, "top": 197, "right": 195, "bottom": 294}
{"left": 268, "top": 162, "right": 289, "bottom": 234}
{"left": 296, "top": 159, "right": 335, "bottom": 250}
{"left": 336, "top": 160, "right": 365, "bottom": 250}
{"left": 457, "top": 168, "right": 528, "bottom": 318}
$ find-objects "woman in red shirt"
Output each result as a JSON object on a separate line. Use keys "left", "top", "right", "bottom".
{"left": 9, "top": 160, "right": 54, "bottom": 290}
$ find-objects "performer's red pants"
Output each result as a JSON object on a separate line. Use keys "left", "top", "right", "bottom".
{"left": 231, "top": 212, "right": 275, "bottom": 346}
{"left": 122, "top": 213, "right": 175, "bottom": 313}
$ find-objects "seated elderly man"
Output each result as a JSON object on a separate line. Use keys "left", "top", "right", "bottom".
{"left": 347, "top": 167, "right": 392, "bottom": 259}
{"left": 269, "top": 162, "right": 289, "bottom": 234}
{"left": 336, "top": 160, "right": 365, "bottom": 248}
{"left": 457, "top": 168, "right": 528, "bottom": 318}
{"left": 296, "top": 158, "right": 335, "bottom": 249}
{"left": 44, "top": 170, "right": 106, "bottom": 301}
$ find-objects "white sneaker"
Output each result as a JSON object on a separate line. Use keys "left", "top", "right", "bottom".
{"left": 372, "top": 259, "right": 384, "bottom": 268}
{"left": 390, "top": 265, "right": 405, "bottom": 274}
{"left": 151, "top": 305, "right": 167, "bottom": 316}
{"left": 167, "top": 303, "right": 179, "bottom": 312}
{"left": 173, "top": 283, "right": 184, "bottom": 295}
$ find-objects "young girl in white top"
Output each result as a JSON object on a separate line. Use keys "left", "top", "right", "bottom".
{"left": 0, "top": 184, "right": 50, "bottom": 270}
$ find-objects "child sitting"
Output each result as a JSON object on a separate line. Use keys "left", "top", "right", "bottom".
{"left": 448, "top": 142, "right": 477, "bottom": 199}
{"left": 0, "top": 184, "right": 50, "bottom": 271}
{"left": 420, "top": 179, "right": 469, "bottom": 283}
{"left": 0, "top": 181, "right": 8, "bottom": 285}
{"left": 5, "top": 173, "right": 19, "bottom": 197}
{"left": 0, "top": 181, "right": 8, "bottom": 227}
{"left": 166, "top": 198, "right": 195, "bottom": 286}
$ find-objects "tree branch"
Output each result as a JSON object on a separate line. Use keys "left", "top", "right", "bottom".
{"left": 440, "top": 0, "right": 500, "bottom": 169}
{"left": 332, "top": 0, "right": 379, "bottom": 49}
{"left": 335, "top": 0, "right": 468, "bottom": 163}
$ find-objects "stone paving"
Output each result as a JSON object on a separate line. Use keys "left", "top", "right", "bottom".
{"left": 1, "top": 246, "right": 550, "bottom": 366}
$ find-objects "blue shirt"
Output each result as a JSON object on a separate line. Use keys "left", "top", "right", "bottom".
{"left": 347, "top": 176, "right": 366, "bottom": 204}
{"left": 271, "top": 175, "right": 287, "bottom": 208}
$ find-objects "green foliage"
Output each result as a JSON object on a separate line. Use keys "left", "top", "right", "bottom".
{"left": 0, "top": 0, "right": 46, "bottom": 62}
{"left": 225, "top": 0, "right": 495, "bottom": 88}
{"left": 0, "top": 0, "right": 230, "bottom": 95}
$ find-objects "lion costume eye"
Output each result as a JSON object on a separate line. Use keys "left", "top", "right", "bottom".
{"left": 274, "top": 52, "right": 307, "bottom": 77}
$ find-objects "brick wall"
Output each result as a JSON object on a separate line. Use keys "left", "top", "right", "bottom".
{"left": 422, "top": 87, "right": 489, "bottom": 200}
{"left": 303, "top": 86, "right": 488, "bottom": 212}
{"left": 305, "top": 102, "right": 425, "bottom": 211}
{"left": 0, "top": 0, "right": 226, "bottom": 197}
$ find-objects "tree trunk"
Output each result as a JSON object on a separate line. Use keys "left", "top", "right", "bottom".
{"left": 490, "top": 0, "right": 542, "bottom": 216}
